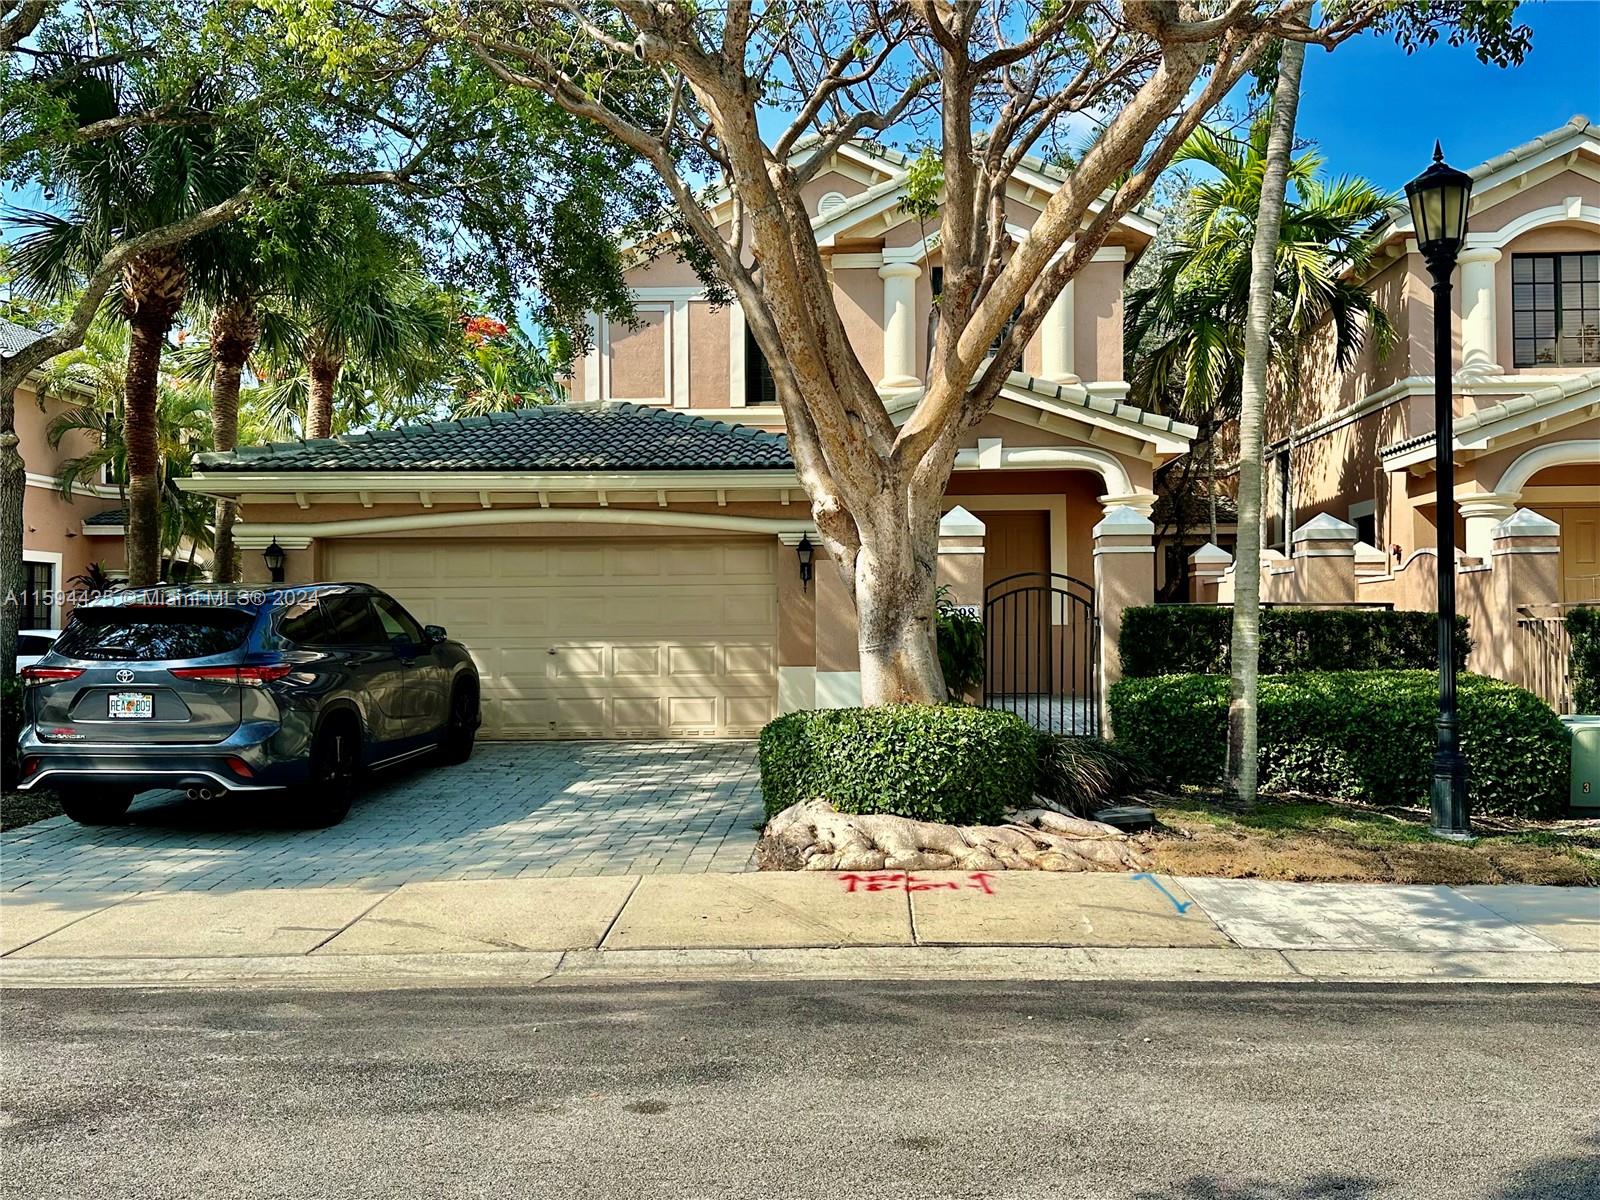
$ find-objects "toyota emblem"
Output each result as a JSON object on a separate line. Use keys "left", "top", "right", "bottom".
{"left": 115, "top": 669, "right": 135, "bottom": 684}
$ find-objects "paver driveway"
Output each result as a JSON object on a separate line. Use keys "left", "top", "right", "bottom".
{"left": 1, "top": 742, "right": 762, "bottom": 898}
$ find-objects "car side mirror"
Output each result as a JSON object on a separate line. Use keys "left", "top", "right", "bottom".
{"left": 424, "top": 624, "right": 448, "bottom": 645}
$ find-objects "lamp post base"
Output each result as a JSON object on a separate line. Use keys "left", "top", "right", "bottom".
{"left": 1430, "top": 753, "right": 1471, "bottom": 840}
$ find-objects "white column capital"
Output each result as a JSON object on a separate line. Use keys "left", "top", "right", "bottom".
{"left": 1456, "top": 246, "right": 1503, "bottom": 266}
{"left": 877, "top": 261, "right": 921, "bottom": 281}
{"left": 1097, "top": 491, "right": 1157, "bottom": 519}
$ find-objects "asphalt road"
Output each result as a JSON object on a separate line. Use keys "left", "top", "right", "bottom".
{"left": 2, "top": 981, "right": 1596, "bottom": 1199}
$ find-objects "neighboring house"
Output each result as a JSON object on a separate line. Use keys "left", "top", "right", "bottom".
{"left": 184, "top": 140, "right": 1192, "bottom": 740}
{"left": 3, "top": 316, "right": 125, "bottom": 629}
{"left": 1261, "top": 116, "right": 1600, "bottom": 602}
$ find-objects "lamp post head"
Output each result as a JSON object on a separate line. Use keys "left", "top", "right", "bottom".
{"left": 1405, "top": 142, "right": 1474, "bottom": 274}
{"left": 795, "top": 534, "right": 814, "bottom": 591}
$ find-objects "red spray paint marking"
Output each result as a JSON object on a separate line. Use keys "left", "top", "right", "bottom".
{"left": 838, "top": 871, "right": 997, "bottom": 895}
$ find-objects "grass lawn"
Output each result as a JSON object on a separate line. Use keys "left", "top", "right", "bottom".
{"left": 1, "top": 789, "right": 62, "bottom": 832}
{"left": 1146, "top": 791, "right": 1600, "bottom": 886}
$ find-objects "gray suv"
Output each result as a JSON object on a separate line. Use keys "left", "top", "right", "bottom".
{"left": 15, "top": 583, "right": 480, "bottom": 826}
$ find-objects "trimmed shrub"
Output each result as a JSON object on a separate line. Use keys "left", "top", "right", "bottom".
{"left": 1119, "top": 606, "right": 1470, "bottom": 678}
{"left": 1569, "top": 605, "right": 1600, "bottom": 715}
{"left": 1109, "top": 670, "right": 1569, "bottom": 818}
{"left": 1033, "top": 734, "right": 1153, "bottom": 817}
{"left": 758, "top": 705, "right": 1037, "bottom": 824}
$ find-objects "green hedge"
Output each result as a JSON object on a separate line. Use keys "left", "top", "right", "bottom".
{"left": 1119, "top": 606, "right": 1470, "bottom": 677}
{"left": 1109, "top": 670, "right": 1569, "bottom": 819}
{"left": 1569, "top": 606, "right": 1600, "bottom": 715}
{"left": 758, "top": 705, "right": 1037, "bottom": 824}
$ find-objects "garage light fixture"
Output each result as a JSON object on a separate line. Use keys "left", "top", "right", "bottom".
{"left": 795, "top": 535, "right": 814, "bottom": 592}
{"left": 262, "top": 538, "right": 287, "bottom": 584}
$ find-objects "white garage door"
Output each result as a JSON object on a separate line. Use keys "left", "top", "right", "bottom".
{"left": 324, "top": 537, "right": 779, "bottom": 739}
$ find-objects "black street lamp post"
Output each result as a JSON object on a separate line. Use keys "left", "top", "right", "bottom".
{"left": 1405, "top": 143, "right": 1475, "bottom": 839}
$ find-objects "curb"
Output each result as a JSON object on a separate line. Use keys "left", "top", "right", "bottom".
{"left": 2, "top": 945, "right": 1595, "bottom": 991}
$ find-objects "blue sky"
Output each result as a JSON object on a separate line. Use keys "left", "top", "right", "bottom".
{"left": 1289, "top": 0, "right": 1600, "bottom": 189}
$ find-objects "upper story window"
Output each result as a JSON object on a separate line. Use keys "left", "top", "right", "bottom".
{"left": 744, "top": 323, "right": 778, "bottom": 407}
{"left": 930, "top": 266, "right": 1022, "bottom": 359}
{"left": 1512, "top": 253, "right": 1600, "bottom": 367}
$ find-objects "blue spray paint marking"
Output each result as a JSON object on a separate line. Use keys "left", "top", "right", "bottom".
{"left": 1131, "top": 873, "right": 1192, "bottom": 914}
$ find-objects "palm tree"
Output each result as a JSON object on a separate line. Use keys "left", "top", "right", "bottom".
{"left": 7, "top": 70, "right": 251, "bottom": 585}
{"left": 49, "top": 376, "right": 214, "bottom": 578}
{"left": 1126, "top": 121, "right": 1398, "bottom": 565}
{"left": 268, "top": 194, "right": 451, "bottom": 439}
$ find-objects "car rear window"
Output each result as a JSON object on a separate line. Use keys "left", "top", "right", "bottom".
{"left": 52, "top": 607, "right": 255, "bottom": 661}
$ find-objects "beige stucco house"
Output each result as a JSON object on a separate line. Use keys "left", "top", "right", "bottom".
{"left": 1259, "top": 116, "right": 1599, "bottom": 603}
{"left": 184, "top": 141, "right": 1191, "bottom": 740}
{"left": 4, "top": 317, "right": 125, "bottom": 631}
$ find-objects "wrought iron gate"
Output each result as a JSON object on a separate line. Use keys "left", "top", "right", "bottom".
{"left": 982, "top": 572, "right": 1099, "bottom": 734}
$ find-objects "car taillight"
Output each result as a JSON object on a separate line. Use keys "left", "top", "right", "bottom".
{"left": 169, "top": 665, "right": 293, "bottom": 686}
{"left": 20, "top": 666, "right": 84, "bottom": 685}
{"left": 21, "top": 757, "right": 40, "bottom": 777}
{"left": 224, "top": 756, "right": 255, "bottom": 777}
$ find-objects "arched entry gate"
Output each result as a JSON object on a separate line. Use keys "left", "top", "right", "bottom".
{"left": 982, "top": 572, "right": 1099, "bottom": 734}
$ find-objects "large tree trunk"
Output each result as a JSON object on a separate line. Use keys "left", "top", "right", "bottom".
{"left": 305, "top": 351, "right": 341, "bottom": 440}
{"left": 121, "top": 248, "right": 187, "bottom": 587}
{"left": 854, "top": 495, "right": 946, "bottom": 705}
{"left": 208, "top": 296, "right": 259, "bottom": 583}
{"left": 1225, "top": 34, "right": 1307, "bottom": 802}
{"left": 0, "top": 382, "right": 23, "bottom": 685}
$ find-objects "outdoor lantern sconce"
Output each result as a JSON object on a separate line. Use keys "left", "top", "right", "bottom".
{"left": 1405, "top": 142, "right": 1475, "bottom": 840}
{"left": 795, "top": 535, "right": 814, "bottom": 592}
{"left": 262, "top": 538, "right": 287, "bottom": 584}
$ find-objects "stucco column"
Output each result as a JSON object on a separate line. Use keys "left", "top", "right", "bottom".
{"left": 776, "top": 532, "right": 818, "bottom": 713}
{"left": 1457, "top": 247, "right": 1503, "bottom": 379}
{"left": 1290, "top": 513, "right": 1358, "bottom": 604}
{"left": 1039, "top": 278, "right": 1078, "bottom": 384}
{"left": 1488, "top": 508, "right": 1561, "bottom": 689}
{"left": 1093, "top": 506, "right": 1154, "bottom": 735}
{"left": 877, "top": 261, "right": 922, "bottom": 390}
{"left": 935, "top": 506, "right": 986, "bottom": 609}
{"left": 1187, "top": 542, "right": 1232, "bottom": 603}
{"left": 1459, "top": 491, "right": 1519, "bottom": 561}
{"left": 936, "top": 506, "right": 986, "bottom": 703}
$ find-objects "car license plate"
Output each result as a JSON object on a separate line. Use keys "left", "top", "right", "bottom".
{"left": 109, "top": 692, "right": 154, "bottom": 719}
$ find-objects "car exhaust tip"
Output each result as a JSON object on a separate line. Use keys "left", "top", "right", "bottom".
{"left": 184, "top": 786, "right": 221, "bottom": 803}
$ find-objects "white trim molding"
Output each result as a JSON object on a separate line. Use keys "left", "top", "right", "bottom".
{"left": 234, "top": 507, "right": 818, "bottom": 544}
{"left": 1493, "top": 438, "right": 1600, "bottom": 496}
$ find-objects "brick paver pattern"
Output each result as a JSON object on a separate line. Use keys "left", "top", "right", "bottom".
{"left": 1, "top": 742, "right": 762, "bottom": 898}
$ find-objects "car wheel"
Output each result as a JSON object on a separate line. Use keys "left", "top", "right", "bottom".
{"left": 438, "top": 680, "right": 479, "bottom": 766}
{"left": 58, "top": 789, "right": 134, "bottom": 826}
{"left": 298, "top": 717, "right": 360, "bottom": 827}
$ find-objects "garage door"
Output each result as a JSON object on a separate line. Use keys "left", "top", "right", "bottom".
{"left": 323, "top": 537, "right": 779, "bottom": 739}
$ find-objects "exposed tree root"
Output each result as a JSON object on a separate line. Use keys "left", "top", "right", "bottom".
{"left": 756, "top": 799, "right": 1150, "bottom": 873}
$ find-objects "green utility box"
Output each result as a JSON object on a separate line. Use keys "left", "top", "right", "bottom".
{"left": 1562, "top": 715, "right": 1600, "bottom": 815}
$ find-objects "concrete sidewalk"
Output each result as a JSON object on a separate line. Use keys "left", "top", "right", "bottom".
{"left": 2, "top": 871, "right": 1595, "bottom": 989}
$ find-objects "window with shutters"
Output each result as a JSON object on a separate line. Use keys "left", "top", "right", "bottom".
{"left": 1512, "top": 253, "right": 1600, "bottom": 367}
{"left": 744, "top": 322, "right": 778, "bottom": 406}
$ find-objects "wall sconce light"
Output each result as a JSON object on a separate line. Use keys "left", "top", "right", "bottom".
{"left": 262, "top": 538, "right": 287, "bottom": 584}
{"left": 795, "top": 535, "right": 814, "bottom": 592}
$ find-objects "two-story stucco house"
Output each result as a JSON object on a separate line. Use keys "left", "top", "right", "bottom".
{"left": 185, "top": 140, "right": 1192, "bottom": 740}
{"left": 3, "top": 316, "right": 125, "bottom": 632}
{"left": 1260, "top": 116, "right": 1599, "bottom": 602}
